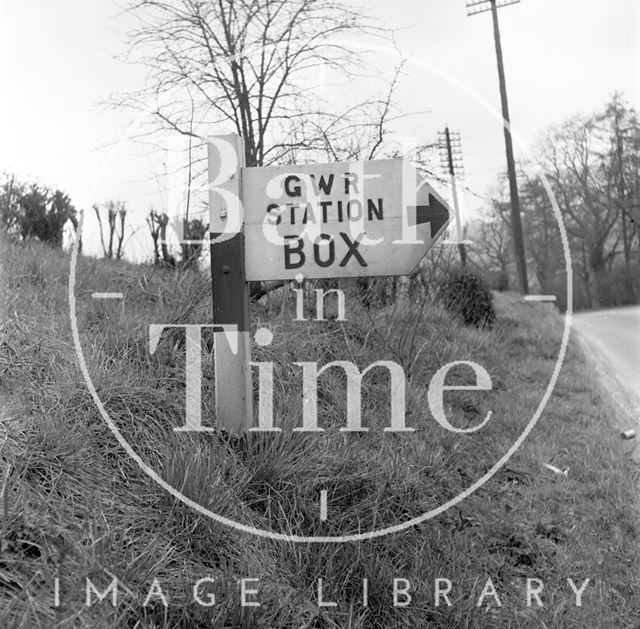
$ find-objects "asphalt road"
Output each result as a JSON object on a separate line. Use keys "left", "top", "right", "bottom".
{"left": 572, "top": 305, "right": 640, "bottom": 428}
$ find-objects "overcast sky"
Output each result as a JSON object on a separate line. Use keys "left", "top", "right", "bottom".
{"left": 1, "top": 0, "right": 637, "bottom": 259}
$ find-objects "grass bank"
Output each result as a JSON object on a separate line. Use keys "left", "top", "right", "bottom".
{"left": 1, "top": 238, "right": 639, "bottom": 628}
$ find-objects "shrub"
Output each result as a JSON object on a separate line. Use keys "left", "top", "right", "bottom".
{"left": 1, "top": 176, "right": 77, "bottom": 248}
{"left": 438, "top": 267, "right": 496, "bottom": 328}
{"left": 486, "top": 269, "right": 509, "bottom": 292}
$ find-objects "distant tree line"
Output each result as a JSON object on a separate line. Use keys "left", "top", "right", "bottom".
{"left": 473, "top": 94, "right": 640, "bottom": 311}
{"left": 0, "top": 177, "right": 211, "bottom": 270}
{"left": 0, "top": 176, "right": 131, "bottom": 262}
{"left": 0, "top": 176, "right": 78, "bottom": 248}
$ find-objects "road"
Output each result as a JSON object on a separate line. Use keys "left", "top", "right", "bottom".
{"left": 572, "top": 306, "right": 640, "bottom": 438}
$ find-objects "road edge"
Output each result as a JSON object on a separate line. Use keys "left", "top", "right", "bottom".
{"left": 572, "top": 323, "right": 640, "bottom": 464}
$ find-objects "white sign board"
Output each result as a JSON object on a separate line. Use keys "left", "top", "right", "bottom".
{"left": 240, "top": 158, "right": 451, "bottom": 281}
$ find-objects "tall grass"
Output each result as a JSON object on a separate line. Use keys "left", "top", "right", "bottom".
{"left": 1, "top": 237, "right": 639, "bottom": 628}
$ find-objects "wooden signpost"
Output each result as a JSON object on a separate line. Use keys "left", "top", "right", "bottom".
{"left": 208, "top": 135, "right": 253, "bottom": 434}
{"left": 208, "top": 134, "right": 452, "bottom": 434}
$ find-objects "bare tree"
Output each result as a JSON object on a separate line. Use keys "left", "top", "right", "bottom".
{"left": 597, "top": 94, "right": 640, "bottom": 300}
{"left": 181, "top": 217, "right": 210, "bottom": 269}
{"left": 478, "top": 216, "right": 511, "bottom": 283}
{"left": 93, "top": 201, "right": 127, "bottom": 259}
{"left": 538, "top": 116, "right": 621, "bottom": 307}
{"left": 519, "top": 174, "right": 563, "bottom": 294}
{"left": 116, "top": 1, "right": 424, "bottom": 301}
{"left": 157, "top": 212, "right": 177, "bottom": 267}
{"left": 468, "top": 177, "right": 512, "bottom": 289}
{"left": 118, "top": 0, "right": 387, "bottom": 167}
{"left": 473, "top": 97, "right": 640, "bottom": 308}
{"left": 146, "top": 209, "right": 162, "bottom": 264}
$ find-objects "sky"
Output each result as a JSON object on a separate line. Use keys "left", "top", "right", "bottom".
{"left": 1, "top": 0, "right": 638, "bottom": 259}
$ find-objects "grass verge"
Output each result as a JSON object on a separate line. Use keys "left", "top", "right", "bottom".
{"left": 1, "top": 237, "right": 639, "bottom": 628}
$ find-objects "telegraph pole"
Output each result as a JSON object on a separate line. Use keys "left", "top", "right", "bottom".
{"left": 438, "top": 126, "right": 467, "bottom": 267}
{"left": 467, "top": 0, "right": 528, "bottom": 294}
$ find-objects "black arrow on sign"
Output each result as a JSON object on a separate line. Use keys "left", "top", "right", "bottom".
{"left": 410, "top": 194, "right": 451, "bottom": 238}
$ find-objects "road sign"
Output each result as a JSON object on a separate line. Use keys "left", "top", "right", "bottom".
{"left": 241, "top": 158, "right": 452, "bottom": 281}
{"left": 208, "top": 137, "right": 453, "bottom": 434}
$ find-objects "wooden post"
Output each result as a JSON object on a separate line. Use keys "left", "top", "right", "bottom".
{"left": 208, "top": 134, "right": 254, "bottom": 434}
{"left": 489, "top": 0, "right": 528, "bottom": 294}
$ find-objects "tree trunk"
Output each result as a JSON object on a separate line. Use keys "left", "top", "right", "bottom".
{"left": 158, "top": 218, "right": 176, "bottom": 267}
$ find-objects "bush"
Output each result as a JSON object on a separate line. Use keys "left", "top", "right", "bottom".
{"left": 438, "top": 267, "right": 496, "bottom": 328}
{"left": 1, "top": 176, "right": 77, "bottom": 248}
{"left": 485, "top": 269, "right": 509, "bottom": 292}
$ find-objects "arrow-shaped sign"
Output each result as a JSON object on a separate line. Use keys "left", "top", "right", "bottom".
{"left": 213, "top": 158, "right": 452, "bottom": 282}
{"left": 411, "top": 194, "right": 451, "bottom": 238}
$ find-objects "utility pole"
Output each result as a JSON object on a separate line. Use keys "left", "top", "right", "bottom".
{"left": 438, "top": 126, "right": 467, "bottom": 267}
{"left": 467, "top": 0, "right": 529, "bottom": 294}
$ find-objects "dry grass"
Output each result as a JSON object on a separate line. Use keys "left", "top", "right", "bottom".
{"left": 1, "top": 237, "right": 639, "bottom": 628}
